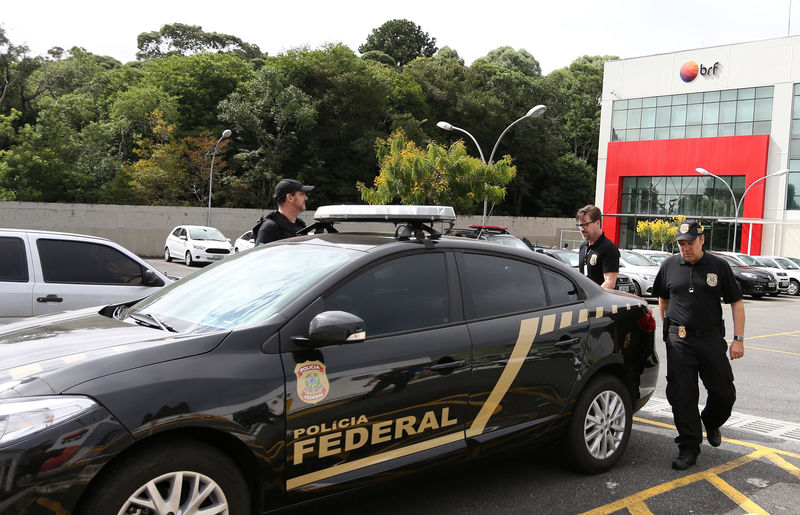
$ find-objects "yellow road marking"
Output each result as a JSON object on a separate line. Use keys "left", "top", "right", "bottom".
{"left": 585, "top": 417, "right": 800, "bottom": 515}
{"left": 744, "top": 345, "right": 800, "bottom": 356}
{"left": 746, "top": 329, "right": 800, "bottom": 340}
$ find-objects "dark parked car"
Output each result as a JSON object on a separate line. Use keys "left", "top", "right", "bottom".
{"left": 0, "top": 206, "right": 658, "bottom": 514}
{"left": 710, "top": 251, "right": 778, "bottom": 298}
{"left": 534, "top": 247, "right": 636, "bottom": 294}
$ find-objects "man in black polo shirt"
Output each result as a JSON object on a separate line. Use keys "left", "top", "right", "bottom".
{"left": 577, "top": 205, "right": 619, "bottom": 289}
{"left": 652, "top": 219, "right": 745, "bottom": 470}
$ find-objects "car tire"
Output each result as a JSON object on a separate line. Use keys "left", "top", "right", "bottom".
{"left": 562, "top": 375, "right": 632, "bottom": 474}
{"left": 77, "top": 440, "right": 250, "bottom": 515}
{"left": 751, "top": 293, "right": 764, "bottom": 299}
{"left": 234, "top": 247, "right": 239, "bottom": 253}
{"left": 788, "top": 279, "right": 800, "bottom": 296}
{"left": 164, "top": 247, "right": 172, "bottom": 262}
{"left": 185, "top": 251, "right": 194, "bottom": 267}
{"left": 631, "top": 281, "right": 642, "bottom": 297}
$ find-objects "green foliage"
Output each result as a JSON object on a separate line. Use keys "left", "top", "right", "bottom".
{"left": 474, "top": 47, "right": 541, "bottom": 77}
{"left": 359, "top": 19, "right": 437, "bottom": 67}
{"left": 361, "top": 50, "right": 397, "bottom": 67}
{"left": 136, "top": 23, "right": 262, "bottom": 61}
{"left": 358, "top": 129, "right": 516, "bottom": 212}
{"left": 636, "top": 215, "right": 685, "bottom": 250}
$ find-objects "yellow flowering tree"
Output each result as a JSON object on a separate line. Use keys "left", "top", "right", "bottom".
{"left": 636, "top": 215, "right": 686, "bottom": 250}
{"left": 357, "top": 129, "right": 517, "bottom": 212}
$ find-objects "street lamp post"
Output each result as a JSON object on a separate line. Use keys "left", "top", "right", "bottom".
{"left": 437, "top": 105, "right": 546, "bottom": 225}
{"left": 695, "top": 167, "right": 789, "bottom": 252}
{"left": 208, "top": 129, "right": 232, "bottom": 226}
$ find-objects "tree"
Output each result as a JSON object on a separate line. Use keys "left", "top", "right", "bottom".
{"left": 357, "top": 129, "right": 516, "bottom": 213}
{"left": 136, "top": 23, "right": 262, "bottom": 61}
{"left": 474, "top": 47, "right": 541, "bottom": 77}
{"left": 636, "top": 215, "right": 684, "bottom": 250}
{"left": 359, "top": 20, "right": 437, "bottom": 67}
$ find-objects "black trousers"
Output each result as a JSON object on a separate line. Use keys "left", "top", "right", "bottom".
{"left": 665, "top": 333, "right": 736, "bottom": 455}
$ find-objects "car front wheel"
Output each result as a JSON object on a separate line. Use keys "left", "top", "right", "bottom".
{"left": 563, "top": 375, "right": 632, "bottom": 474}
{"left": 632, "top": 280, "right": 642, "bottom": 297}
{"left": 77, "top": 441, "right": 250, "bottom": 515}
{"left": 788, "top": 279, "right": 799, "bottom": 296}
{"left": 185, "top": 251, "right": 194, "bottom": 267}
{"left": 164, "top": 247, "right": 172, "bottom": 262}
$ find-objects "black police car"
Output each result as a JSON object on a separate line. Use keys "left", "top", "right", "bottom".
{"left": 0, "top": 206, "right": 658, "bottom": 514}
{"left": 710, "top": 251, "right": 778, "bottom": 299}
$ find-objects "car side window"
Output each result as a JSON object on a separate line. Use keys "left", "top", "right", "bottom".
{"left": 542, "top": 268, "right": 579, "bottom": 306}
{"left": 37, "top": 239, "right": 145, "bottom": 285}
{"left": 0, "top": 237, "right": 29, "bottom": 282}
{"left": 326, "top": 253, "right": 449, "bottom": 336}
{"left": 462, "top": 253, "right": 547, "bottom": 318}
{"left": 172, "top": 228, "right": 182, "bottom": 237}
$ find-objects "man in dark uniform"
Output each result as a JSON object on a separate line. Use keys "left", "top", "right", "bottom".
{"left": 652, "top": 219, "right": 745, "bottom": 470}
{"left": 255, "top": 179, "right": 314, "bottom": 245}
{"left": 577, "top": 204, "right": 619, "bottom": 289}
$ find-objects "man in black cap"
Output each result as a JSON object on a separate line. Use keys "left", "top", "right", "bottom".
{"left": 254, "top": 179, "right": 314, "bottom": 245}
{"left": 652, "top": 219, "right": 745, "bottom": 470}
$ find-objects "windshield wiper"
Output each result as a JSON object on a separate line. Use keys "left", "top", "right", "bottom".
{"left": 129, "top": 312, "right": 178, "bottom": 333}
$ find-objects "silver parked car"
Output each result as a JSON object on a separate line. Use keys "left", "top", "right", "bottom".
{"left": 0, "top": 228, "right": 171, "bottom": 323}
{"left": 757, "top": 255, "right": 800, "bottom": 296}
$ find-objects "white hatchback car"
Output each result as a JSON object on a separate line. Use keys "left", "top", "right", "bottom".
{"left": 233, "top": 230, "right": 255, "bottom": 253}
{"left": 164, "top": 225, "right": 233, "bottom": 266}
{"left": 619, "top": 250, "right": 661, "bottom": 297}
{"left": 0, "top": 228, "right": 171, "bottom": 323}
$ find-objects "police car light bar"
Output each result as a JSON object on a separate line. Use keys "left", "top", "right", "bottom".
{"left": 314, "top": 205, "right": 456, "bottom": 224}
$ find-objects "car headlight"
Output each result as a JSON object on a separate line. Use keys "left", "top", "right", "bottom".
{"left": 0, "top": 396, "right": 97, "bottom": 446}
{"left": 741, "top": 272, "right": 757, "bottom": 279}
{"left": 192, "top": 244, "right": 206, "bottom": 251}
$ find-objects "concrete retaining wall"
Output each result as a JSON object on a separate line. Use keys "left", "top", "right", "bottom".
{"left": 0, "top": 202, "right": 579, "bottom": 257}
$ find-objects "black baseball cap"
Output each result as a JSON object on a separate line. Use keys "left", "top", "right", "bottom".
{"left": 676, "top": 219, "right": 704, "bottom": 241}
{"left": 273, "top": 179, "right": 314, "bottom": 200}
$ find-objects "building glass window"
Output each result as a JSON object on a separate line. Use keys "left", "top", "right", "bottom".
{"left": 612, "top": 86, "right": 773, "bottom": 143}
{"left": 788, "top": 84, "right": 800, "bottom": 209}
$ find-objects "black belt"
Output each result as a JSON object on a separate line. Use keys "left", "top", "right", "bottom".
{"left": 667, "top": 325, "right": 719, "bottom": 338}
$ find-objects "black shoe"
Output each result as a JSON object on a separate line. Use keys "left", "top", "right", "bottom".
{"left": 671, "top": 452, "right": 697, "bottom": 470}
{"left": 706, "top": 426, "right": 722, "bottom": 447}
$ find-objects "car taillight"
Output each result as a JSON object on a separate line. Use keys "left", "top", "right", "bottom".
{"left": 637, "top": 310, "right": 656, "bottom": 332}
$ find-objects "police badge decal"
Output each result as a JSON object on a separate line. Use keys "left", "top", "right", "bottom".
{"left": 706, "top": 273, "right": 718, "bottom": 287}
{"left": 295, "top": 360, "right": 330, "bottom": 404}
{"left": 590, "top": 254, "right": 598, "bottom": 266}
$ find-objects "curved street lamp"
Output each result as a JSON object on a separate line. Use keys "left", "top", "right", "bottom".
{"left": 437, "top": 105, "right": 546, "bottom": 224}
{"left": 695, "top": 167, "right": 789, "bottom": 252}
{"left": 208, "top": 129, "right": 232, "bottom": 226}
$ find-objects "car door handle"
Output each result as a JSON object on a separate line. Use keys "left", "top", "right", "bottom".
{"left": 37, "top": 294, "right": 63, "bottom": 303}
{"left": 554, "top": 337, "right": 580, "bottom": 349}
{"left": 430, "top": 360, "right": 465, "bottom": 371}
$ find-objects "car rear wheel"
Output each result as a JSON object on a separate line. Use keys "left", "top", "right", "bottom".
{"left": 185, "top": 251, "right": 194, "bottom": 267}
{"left": 164, "top": 247, "right": 172, "bottom": 262}
{"left": 788, "top": 279, "right": 800, "bottom": 296}
{"left": 562, "top": 375, "right": 632, "bottom": 474}
{"left": 77, "top": 441, "right": 250, "bottom": 515}
{"left": 631, "top": 280, "right": 642, "bottom": 297}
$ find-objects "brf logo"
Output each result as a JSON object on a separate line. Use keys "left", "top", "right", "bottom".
{"left": 680, "top": 61, "right": 720, "bottom": 82}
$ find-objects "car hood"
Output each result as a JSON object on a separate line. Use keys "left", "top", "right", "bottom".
{"left": 620, "top": 264, "right": 660, "bottom": 275}
{"left": 731, "top": 266, "right": 772, "bottom": 278}
{"left": 0, "top": 307, "right": 228, "bottom": 397}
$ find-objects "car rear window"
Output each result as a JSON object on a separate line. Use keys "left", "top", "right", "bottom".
{"left": 0, "top": 237, "right": 29, "bottom": 282}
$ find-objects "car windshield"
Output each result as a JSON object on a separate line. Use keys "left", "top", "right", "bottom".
{"left": 554, "top": 250, "right": 579, "bottom": 267}
{"left": 775, "top": 257, "right": 800, "bottom": 270}
{"left": 736, "top": 254, "right": 761, "bottom": 266}
{"left": 754, "top": 257, "right": 774, "bottom": 267}
{"left": 648, "top": 255, "right": 667, "bottom": 263}
{"left": 486, "top": 234, "right": 529, "bottom": 249}
{"left": 716, "top": 254, "right": 741, "bottom": 266}
{"left": 189, "top": 228, "right": 227, "bottom": 241}
{"left": 620, "top": 250, "right": 657, "bottom": 266}
{"left": 128, "top": 244, "right": 357, "bottom": 332}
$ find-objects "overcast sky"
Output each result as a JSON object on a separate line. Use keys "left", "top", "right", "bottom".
{"left": 3, "top": 0, "right": 800, "bottom": 73}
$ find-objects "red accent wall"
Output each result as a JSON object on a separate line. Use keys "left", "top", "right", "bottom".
{"left": 604, "top": 135, "right": 770, "bottom": 253}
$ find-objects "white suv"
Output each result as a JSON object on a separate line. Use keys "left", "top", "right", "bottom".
{"left": 164, "top": 225, "right": 233, "bottom": 266}
{"left": 0, "top": 229, "right": 171, "bottom": 323}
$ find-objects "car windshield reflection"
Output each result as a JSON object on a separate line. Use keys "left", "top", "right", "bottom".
{"left": 128, "top": 244, "right": 358, "bottom": 332}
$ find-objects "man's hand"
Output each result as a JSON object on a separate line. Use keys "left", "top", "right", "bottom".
{"left": 729, "top": 340, "right": 744, "bottom": 359}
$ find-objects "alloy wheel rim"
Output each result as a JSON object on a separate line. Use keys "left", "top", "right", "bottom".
{"left": 118, "top": 470, "right": 228, "bottom": 515}
{"left": 583, "top": 390, "right": 626, "bottom": 459}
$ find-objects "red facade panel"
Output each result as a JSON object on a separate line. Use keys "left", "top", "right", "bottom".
{"left": 604, "top": 135, "right": 770, "bottom": 253}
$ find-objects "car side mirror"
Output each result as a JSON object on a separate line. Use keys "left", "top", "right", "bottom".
{"left": 296, "top": 311, "right": 366, "bottom": 347}
{"left": 143, "top": 269, "right": 165, "bottom": 287}
{"left": 179, "top": 235, "right": 187, "bottom": 241}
